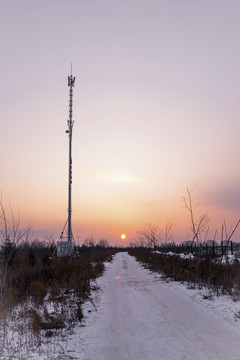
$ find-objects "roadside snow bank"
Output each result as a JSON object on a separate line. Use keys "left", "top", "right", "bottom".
{"left": 153, "top": 250, "right": 239, "bottom": 263}
{"left": 152, "top": 250, "right": 195, "bottom": 259}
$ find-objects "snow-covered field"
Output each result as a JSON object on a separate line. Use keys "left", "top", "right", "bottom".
{"left": 2, "top": 251, "right": 240, "bottom": 359}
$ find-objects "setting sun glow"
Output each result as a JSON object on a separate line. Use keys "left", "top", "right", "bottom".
{"left": 121, "top": 234, "right": 126, "bottom": 240}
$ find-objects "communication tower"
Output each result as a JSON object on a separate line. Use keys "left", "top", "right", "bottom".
{"left": 55, "top": 69, "right": 78, "bottom": 257}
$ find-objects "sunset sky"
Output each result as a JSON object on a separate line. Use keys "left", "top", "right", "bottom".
{"left": 1, "top": 0, "right": 240, "bottom": 245}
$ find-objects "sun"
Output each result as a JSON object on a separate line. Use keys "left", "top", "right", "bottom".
{"left": 121, "top": 233, "right": 126, "bottom": 240}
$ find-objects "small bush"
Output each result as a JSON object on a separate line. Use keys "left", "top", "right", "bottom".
{"left": 28, "top": 280, "right": 48, "bottom": 303}
{"left": 94, "top": 262, "right": 105, "bottom": 276}
{"left": 26, "top": 308, "right": 41, "bottom": 335}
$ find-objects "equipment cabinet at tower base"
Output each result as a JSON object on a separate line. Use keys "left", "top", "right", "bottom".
{"left": 56, "top": 240, "right": 76, "bottom": 257}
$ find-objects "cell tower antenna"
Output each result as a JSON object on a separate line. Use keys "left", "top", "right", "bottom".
{"left": 55, "top": 69, "right": 78, "bottom": 257}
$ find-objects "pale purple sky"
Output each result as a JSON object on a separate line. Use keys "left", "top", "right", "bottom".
{"left": 1, "top": 0, "right": 240, "bottom": 244}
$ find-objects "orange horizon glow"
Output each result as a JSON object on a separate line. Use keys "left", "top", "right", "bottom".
{"left": 2, "top": 183, "right": 240, "bottom": 247}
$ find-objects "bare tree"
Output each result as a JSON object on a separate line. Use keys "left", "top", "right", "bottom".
{"left": 83, "top": 235, "right": 95, "bottom": 247}
{"left": 97, "top": 239, "right": 109, "bottom": 248}
{"left": 130, "top": 236, "right": 148, "bottom": 248}
{"left": 162, "top": 221, "right": 174, "bottom": 245}
{"left": 182, "top": 187, "right": 210, "bottom": 285}
{"left": 220, "top": 218, "right": 240, "bottom": 260}
{"left": 137, "top": 223, "right": 161, "bottom": 248}
{"left": 182, "top": 187, "right": 210, "bottom": 246}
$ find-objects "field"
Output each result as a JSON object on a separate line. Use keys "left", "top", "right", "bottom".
{"left": 1, "top": 243, "right": 240, "bottom": 359}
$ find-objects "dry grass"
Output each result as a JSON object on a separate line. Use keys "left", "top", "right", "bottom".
{"left": 0, "top": 243, "right": 118, "bottom": 348}
{"left": 128, "top": 248, "right": 240, "bottom": 298}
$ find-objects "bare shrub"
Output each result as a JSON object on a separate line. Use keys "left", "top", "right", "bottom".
{"left": 27, "top": 280, "right": 47, "bottom": 303}
{"left": 25, "top": 307, "right": 41, "bottom": 336}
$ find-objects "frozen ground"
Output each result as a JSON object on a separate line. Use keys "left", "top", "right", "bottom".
{"left": 63, "top": 252, "right": 240, "bottom": 360}
{"left": 3, "top": 252, "right": 240, "bottom": 359}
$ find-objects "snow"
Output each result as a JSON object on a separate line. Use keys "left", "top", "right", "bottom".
{"left": 153, "top": 250, "right": 240, "bottom": 263}
{"left": 152, "top": 250, "right": 195, "bottom": 259}
{"left": 2, "top": 252, "right": 240, "bottom": 359}
{"left": 66, "top": 252, "right": 240, "bottom": 360}
{"left": 215, "top": 254, "right": 236, "bottom": 265}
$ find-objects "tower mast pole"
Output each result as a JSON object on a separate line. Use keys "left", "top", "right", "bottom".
{"left": 67, "top": 69, "right": 75, "bottom": 243}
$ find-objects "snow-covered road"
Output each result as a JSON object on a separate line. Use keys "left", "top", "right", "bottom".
{"left": 67, "top": 252, "right": 240, "bottom": 360}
